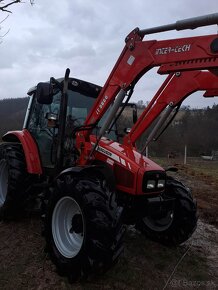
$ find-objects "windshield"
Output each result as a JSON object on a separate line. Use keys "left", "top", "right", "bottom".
{"left": 65, "top": 89, "right": 117, "bottom": 141}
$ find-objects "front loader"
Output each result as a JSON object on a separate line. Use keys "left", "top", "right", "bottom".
{"left": 0, "top": 13, "right": 218, "bottom": 282}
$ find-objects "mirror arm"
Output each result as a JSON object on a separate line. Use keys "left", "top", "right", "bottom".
{"left": 50, "top": 77, "right": 63, "bottom": 91}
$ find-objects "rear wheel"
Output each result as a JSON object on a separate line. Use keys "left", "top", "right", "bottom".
{"left": 136, "top": 177, "right": 197, "bottom": 246}
{"left": 44, "top": 174, "right": 124, "bottom": 282}
{"left": 0, "top": 143, "right": 32, "bottom": 219}
{"left": 0, "top": 157, "right": 8, "bottom": 206}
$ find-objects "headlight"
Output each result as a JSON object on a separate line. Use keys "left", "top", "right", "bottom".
{"left": 142, "top": 171, "right": 166, "bottom": 193}
{"left": 157, "top": 179, "right": 165, "bottom": 188}
{"left": 147, "top": 180, "right": 156, "bottom": 189}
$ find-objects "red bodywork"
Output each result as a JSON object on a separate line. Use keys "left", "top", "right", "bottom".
{"left": 90, "top": 136, "right": 163, "bottom": 195}
{"left": 74, "top": 31, "right": 218, "bottom": 196}
{"left": 3, "top": 26, "right": 218, "bottom": 197}
{"left": 87, "top": 70, "right": 218, "bottom": 195}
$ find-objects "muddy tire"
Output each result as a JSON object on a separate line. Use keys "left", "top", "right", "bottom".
{"left": 44, "top": 174, "right": 125, "bottom": 282}
{"left": 136, "top": 177, "right": 197, "bottom": 246}
{"left": 0, "top": 143, "right": 31, "bottom": 220}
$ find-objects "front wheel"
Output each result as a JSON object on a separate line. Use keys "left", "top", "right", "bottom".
{"left": 44, "top": 174, "right": 124, "bottom": 282}
{"left": 136, "top": 177, "right": 197, "bottom": 246}
{"left": 52, "top": 196, "right": 85, "bottom": 259}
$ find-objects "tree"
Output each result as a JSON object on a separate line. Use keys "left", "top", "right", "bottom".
{"left": 0, "top": 1, "right": 34, "bottom": 13}
{"left": 137, "top": 100, "right": 146, "bottom": 109}
{"left": 0, "top": 1, "right": 34, "bottom": 42}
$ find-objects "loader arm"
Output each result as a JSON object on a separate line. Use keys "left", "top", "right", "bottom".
{"left": 76, "top": 13, "right": 218, "bottom": 163}
{"left": 123, "top": 70, "right": 218, "bottom": 148}
{"left": 83, "top": 33, "right": 218, "bottom": 129}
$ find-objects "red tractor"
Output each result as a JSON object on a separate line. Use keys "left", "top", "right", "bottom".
{"left": 0, "top": 13, "right": 218, "bottom": 282}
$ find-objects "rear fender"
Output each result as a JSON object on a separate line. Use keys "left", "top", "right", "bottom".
{"left": 2, "top": 129, "right": 42, "bottom": 174}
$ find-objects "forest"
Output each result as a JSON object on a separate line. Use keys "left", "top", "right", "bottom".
{"left": 0, "top": 97, "right": 217, "bottom": 158}
{"left": 0, "top": 97, "right": 29, "bottom": 138}
{"left": 136, "top": 104, "right": 218, "bottom": 157}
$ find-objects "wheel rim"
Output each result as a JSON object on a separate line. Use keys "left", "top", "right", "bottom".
{"left": 52, "top": 196, "right": 84, "bottom": 258}
{"left": 143, "top": 211, "right": 174, "bottom": 232}
{"left": 0, "top": 159, "right": 8, "bottom": 206}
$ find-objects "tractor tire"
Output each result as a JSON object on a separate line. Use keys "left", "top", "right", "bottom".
{"left": 136, "top": 177, "right": 197, "bottom": 246}
{"left": 0, "top": 143, "right": 32, "bottom": 220}
{"left": 44, "top": 174, "right": 125, "bottom": 282}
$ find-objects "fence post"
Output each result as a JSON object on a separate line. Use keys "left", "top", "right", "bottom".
{"left": 184, "top": 145, "right": 187, "bottom": 165}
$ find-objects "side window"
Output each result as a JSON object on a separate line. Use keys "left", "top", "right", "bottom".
{"left": 27, "top": 93, "right": 61, "bottom": 168}
{"left": 27, "top": 98, "right": 40, "bottom": 131}
{"left": 28, "top": 93, "right": 61, "bottom": 132}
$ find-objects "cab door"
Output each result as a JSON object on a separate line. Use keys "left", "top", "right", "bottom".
{"left": 26, "top": 93, "right": 61, "bottom": 168}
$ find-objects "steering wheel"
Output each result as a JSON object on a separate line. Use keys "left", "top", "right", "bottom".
{"left": 72, "top": 117, "right": 86, "bottom": 126}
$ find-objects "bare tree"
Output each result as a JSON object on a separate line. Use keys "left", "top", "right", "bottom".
{"left": 0, "top": 1, "right": 34, "bottom": 13}
{"left": 0, "top": 1, "right": 34, "bottom": 42}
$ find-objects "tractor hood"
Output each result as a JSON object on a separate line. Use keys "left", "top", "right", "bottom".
{"left": 90, "top": 135, "right": 165, "bottom": 195}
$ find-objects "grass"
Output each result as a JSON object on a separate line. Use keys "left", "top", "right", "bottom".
{"left": 186, "top": 160, "right": 218, "bottom": 182}
{"left": 152, "top": 156, "right": 218, "bottom": 180}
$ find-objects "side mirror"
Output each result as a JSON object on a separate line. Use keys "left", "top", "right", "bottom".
{"left": 36, "top": 82, "right": 53, "bottom": 104}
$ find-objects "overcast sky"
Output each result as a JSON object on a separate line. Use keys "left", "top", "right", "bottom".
{"left": 0, "top": 0, "right": 218, "bottom": 108}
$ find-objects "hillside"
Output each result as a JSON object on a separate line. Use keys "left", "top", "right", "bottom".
{"left": 0, "top": 98, "right": 218, "bottom": 158}
{"left": 0, "top": 97, "right": 29, "bottom": 139}
{"left": 117, "top": 104, "right": 218, "bottom": 157}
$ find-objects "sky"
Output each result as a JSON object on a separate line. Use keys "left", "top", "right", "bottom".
{"left": 0, "top": 0, "right": 218, "bottom": 108}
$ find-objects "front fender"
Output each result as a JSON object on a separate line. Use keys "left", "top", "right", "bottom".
{"left": 2, "top": 129, "right": 42, "bottom": 174}
{"left": 57, "top": 164, "right": 116, "bottom": 191}
{"left": 58, "top": 165, "right": 104, "bottom": 179}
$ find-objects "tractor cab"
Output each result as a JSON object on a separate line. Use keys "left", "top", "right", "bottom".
{"left": 25, "top": 78, "right": 101, "bottom": 168}
{"left": 24, "top": 77, "right": 118, "bottom": 170}
{"left": 24, "top": 74, "right": 137, "bottom": 171}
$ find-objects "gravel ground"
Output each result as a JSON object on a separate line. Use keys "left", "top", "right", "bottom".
{"left": 0, "top": 162, "right": 218, "bottom": 290}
